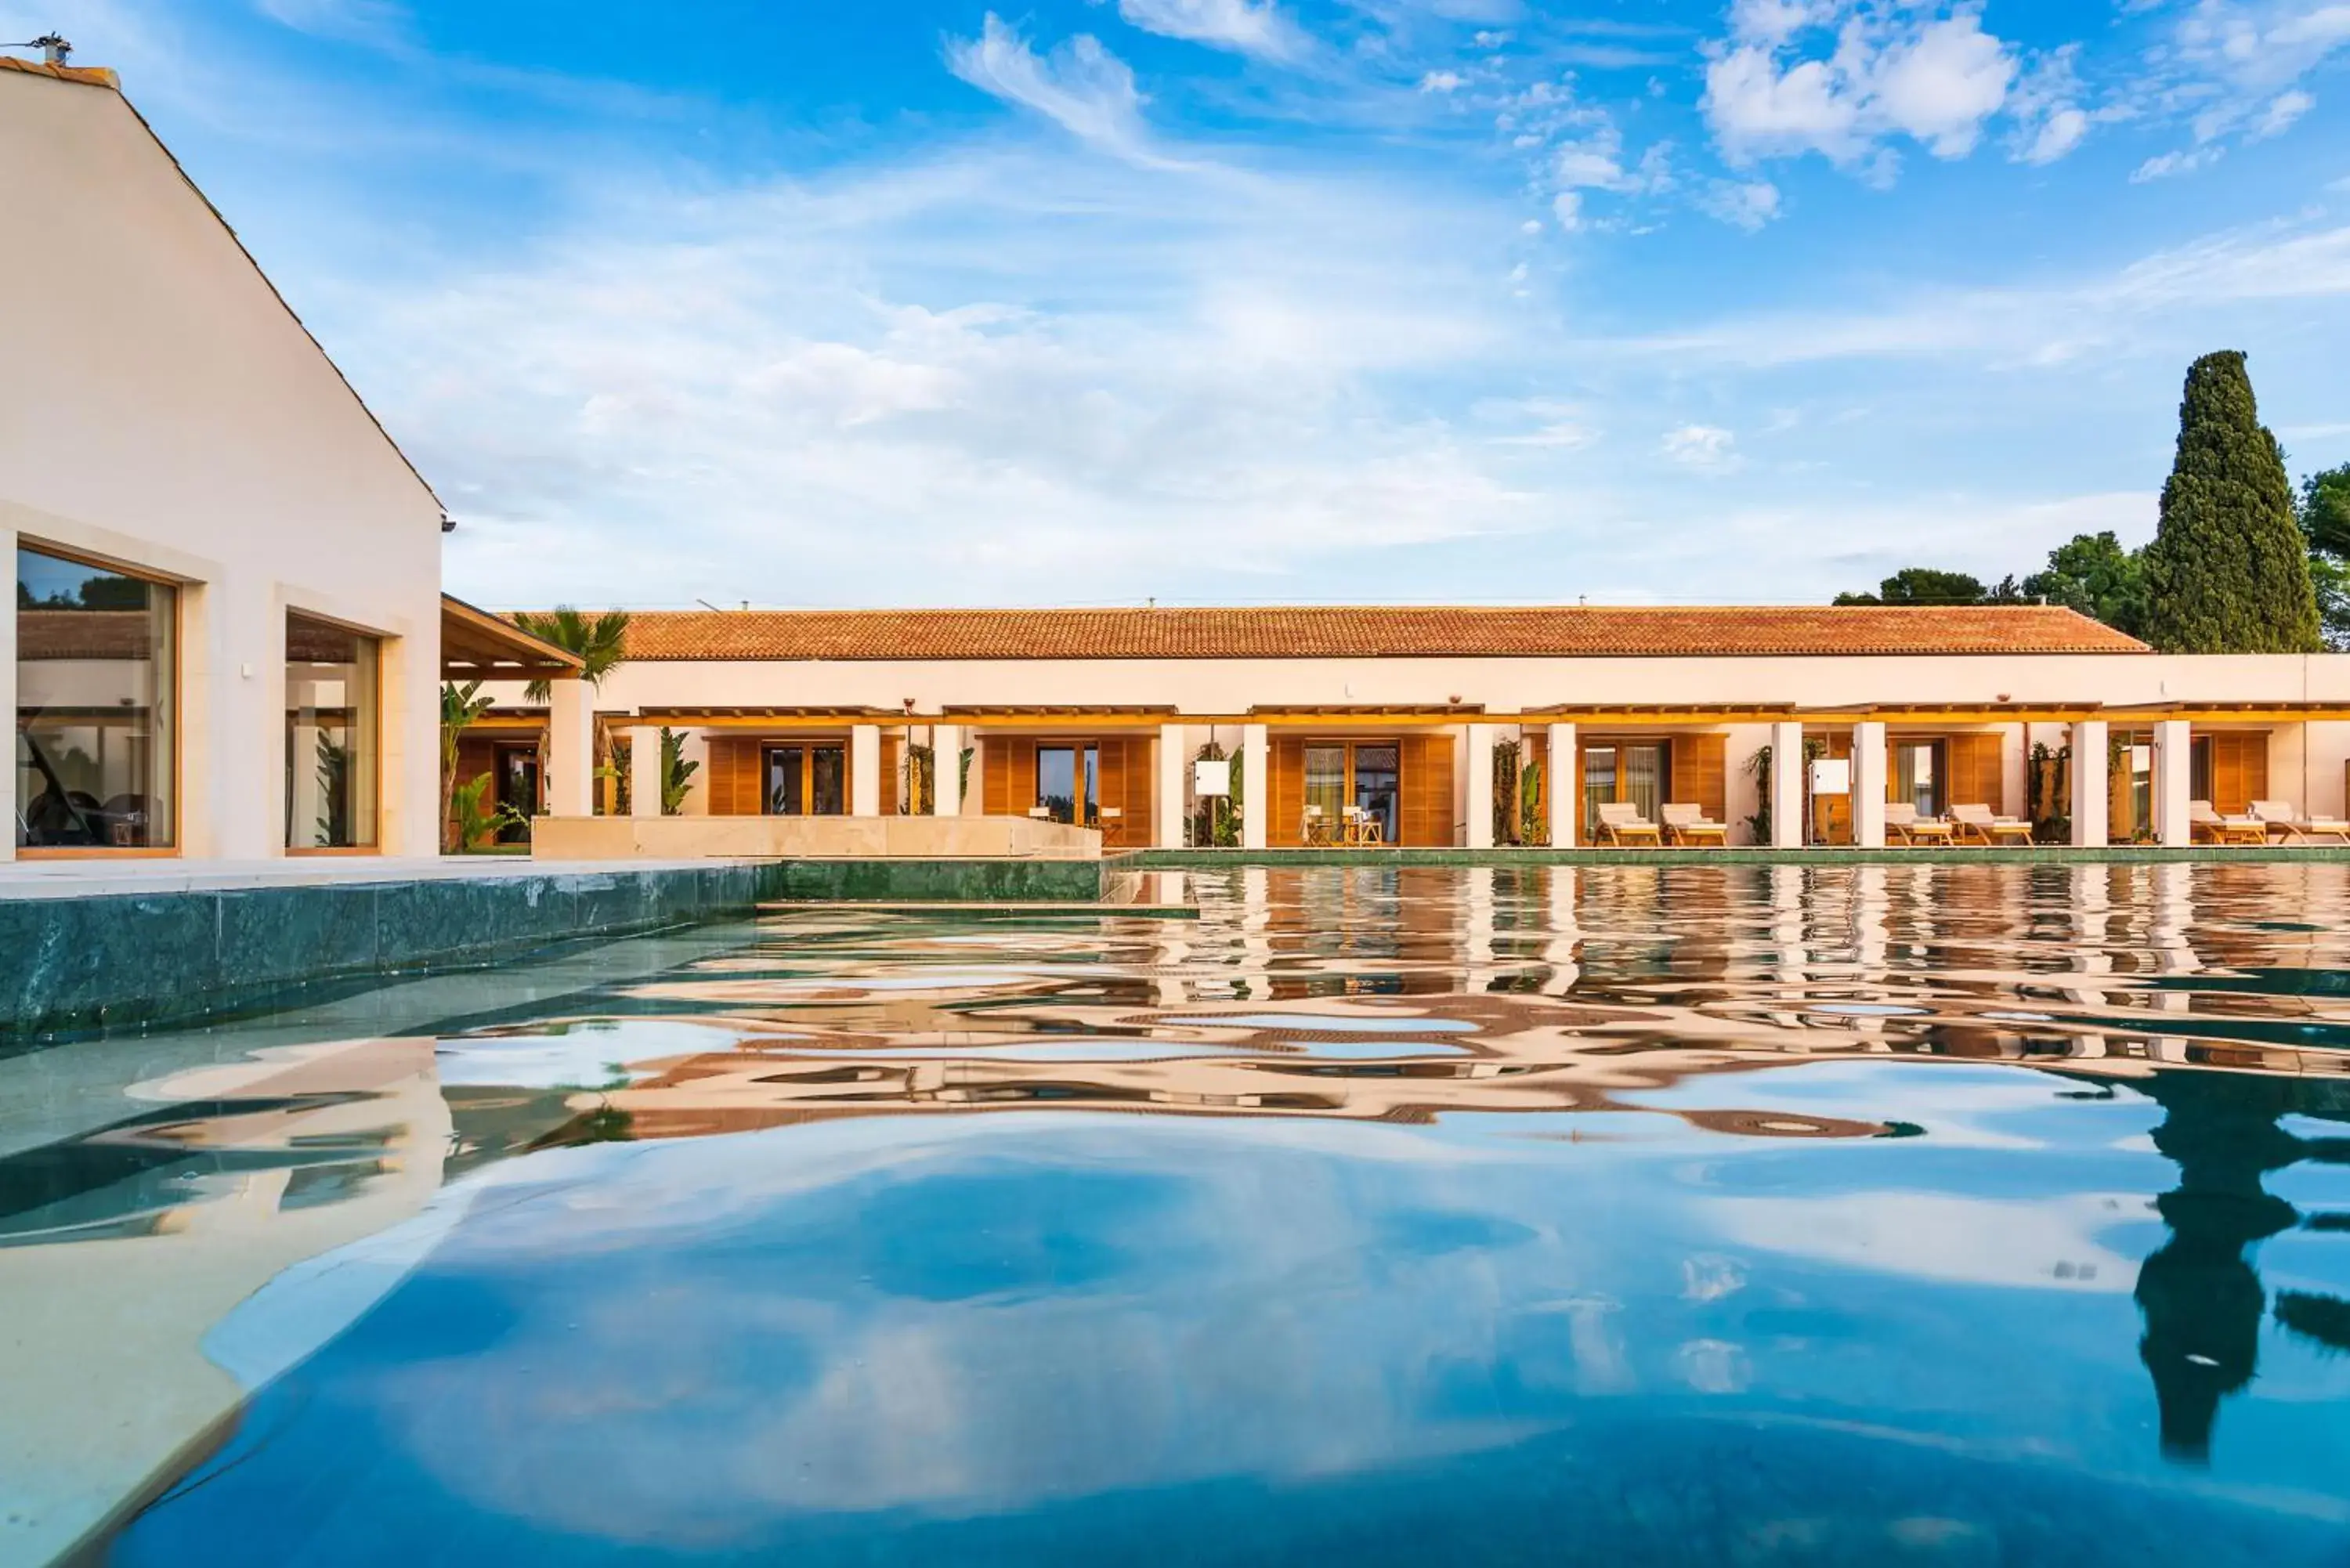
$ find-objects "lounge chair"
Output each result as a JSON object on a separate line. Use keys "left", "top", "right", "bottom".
{"left": 1660, "top": 802, "right": 1726, "bottom": 847}
{"left": 1950, "top": 803, "right": 2035, "bottom": 847}
{"left": 1883, "top": 802, "right": 1955, "bottom": 846}
{"left": 2251, "top": 800, "right": 2350, "bottom": 844}
{"left": 2189, "top": 801, "right": 2265, "bottom": 845}
{"left": 1593, "top": 801, "right": 1663, "bottom": 847}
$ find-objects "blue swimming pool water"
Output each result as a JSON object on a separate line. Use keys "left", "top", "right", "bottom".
{"left": 13, "top": 865, "right": 2350, "bottom": 1566}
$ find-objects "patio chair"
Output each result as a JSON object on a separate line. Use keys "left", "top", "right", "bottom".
{"left": 1098, "top": 805, "right": 1124, "bottom": 848}
{"left": 2251, "top": 800, "right": 2350, "bottom": 844}
{"left": 1950, "top": 803, "right": 2035, "bottom": 847}
{"left": 2189, "top": 801, "right": 2265, "bottom": 845}
{"left": 1660, "top": 802, "right": 1726, "bottom": 847}
{"left": 1594, "top": 801, "right": 1663, "bottom": 847}
{"left": 1883, "top": 802, "right": 1955, "bottom": 846}
{"left": 1301, "top": 804, "right": 1334, "bottom": 847}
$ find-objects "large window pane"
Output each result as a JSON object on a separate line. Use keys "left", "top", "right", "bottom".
{"left": 1303, "top": 745, "right": 1345, "bottom": 837}
{"left": 285, "top": 612, "right": 379, "bottom": 849}
{"left": 1036, "top": 746, "right": 1076, "bottom": 824}
{"left": 1582, "top": 746, "right": 1617, "bottom": 838}
{"left": 765, "top": 746, "right": 805, "bottom": 815}
{"left": 16, "top": 544, "right": 175, "bottom": 849}
{"left": 1624, "top": 742, "right": 1666, "bottom": 823}
{"left": 1352, "top": 744, "right": 1399, "bottom": 844}
{"left": 810, "top": 746, "right": 845, "bottom": 816}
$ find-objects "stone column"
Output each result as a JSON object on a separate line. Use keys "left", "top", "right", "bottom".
{"left": 931, "top": 724, "right": 961, "bottom": 818}
{"left": 1546, "top": 722, "right": 1576, "bottom": 848}
{"left": 1770, "top": 720, "right": 1806, "bottom": 849}
{"left": 1157, "top": 722, "right": 1187, "bottom": 848}
{"left": 2071, "top": 719, "right": 2110, "bottom": 847}
{"left": 851, "top": 724, "right": 883, "bottom": 818}
{"left": 1852, "top": 721, "right": 1888, "bottom": 849}
{"left": 630, "top": 724, "right": 663, "bottom": 818}
{"left": 678, "top": 730, "right": 710, "bottom": 815}
{"left": 2153, "top": 717, "right": 2192, "bottom": 847}
{"left": 1241, "top": 722, "right": 1268, "bottom": 851}
{"left": 546, "top": 678, "right": 595, "bottom": 818}
{"left": 1465, "top": 723, "right": 1495, "bottom": 849}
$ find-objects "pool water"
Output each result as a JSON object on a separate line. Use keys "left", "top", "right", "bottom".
{"left": 9, "top": 865, "right": 2350, "bottom": 1566}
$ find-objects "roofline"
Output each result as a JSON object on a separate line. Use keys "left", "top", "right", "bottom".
{"left": 1, "top": 60, "right": 449, "bottom": 516}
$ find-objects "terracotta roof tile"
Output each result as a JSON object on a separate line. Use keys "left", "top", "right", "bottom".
{"left": 586, "top": 605, "right": 2149, "bottom": 663}
{"left": 0, "top": 56, "right": 121, "bottom": 89}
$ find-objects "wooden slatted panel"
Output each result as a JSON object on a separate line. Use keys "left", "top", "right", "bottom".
{"left": 703, "top": 736, "right": 757, "bottom": 816}
{"left": 982, "top": 737, "right": 1010, "bottom": 817}
{"left": 2208, "top": 732, "right": 2268, "bottom": 813}
{"left": 989, "top": 738, "right": 1037, "bottom": 818}
{"left": 1671, "top": 732, "right": 1728, "bottom": 822}
{"left": 1270, "top": 736, "right": 1306, "bottom": 847}
{"left": 1399, "top": 734, "right": 1455, "bottom": 846}
{"left": 1123, "top": 737, "right": 1155, "bottom": 847}
{"left": 1945, "top": 733, "right": 2005, "bottom": 813}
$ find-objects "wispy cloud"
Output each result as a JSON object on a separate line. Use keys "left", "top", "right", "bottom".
{"left": 947, "top": 14, "right": 1184, "bottom": 168}
{"left": 1116, "top": 0, "right": 1309, "bottom": 60}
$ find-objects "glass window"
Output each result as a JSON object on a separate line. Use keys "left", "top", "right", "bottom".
{"left": 1032, "top": 746, "right": 1096, "bottom": 826}
{"left": 765, "top": 746, "right": 805, "bottom": 815}
{"left": 285, "top": 612, "right": 379, "bottom": 850}
{"left": 1582, "top": 746, "right": 1618, "bottom": 838}
{"left": 1352, "top": 744, "right": 1399, "bottom": 844}
{"left": 1893, "top": 740, "right": 1943, "bottom": 817}
{"left": 1623, "top": 742, "right": 1666, "bottom": 823}
{"left": 1303, "top": 745, "right": 1345, "bottom": 835}
{"left": 2189, "top": 736, "right": 2213, "bottom": 805}
{"left": 811, "top": 746, "right": 845, "bottom": 817}
{"left": 16, "top": 544, "right": 176, "bottom": 850}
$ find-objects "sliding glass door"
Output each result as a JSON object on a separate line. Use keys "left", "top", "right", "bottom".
{"left": 1036, "top": 745, "right": 1099, "bottom": 827}
{"left": 764, "top": 744, "right": 846, "bottom": 816}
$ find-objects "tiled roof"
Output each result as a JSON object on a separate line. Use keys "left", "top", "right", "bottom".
{"left": 0, "top": 56, "right": 121, "bottom": 89}
{"left": 597, "top": 605, "right": 2150, "bottom": 663}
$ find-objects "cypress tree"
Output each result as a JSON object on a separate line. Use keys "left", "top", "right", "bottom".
{"left": 2141, "top": 351, "right": 2320, "bottom": 652}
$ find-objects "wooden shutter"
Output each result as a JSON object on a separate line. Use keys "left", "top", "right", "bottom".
{"left": 706, "top": 737, "right": 760, "bottom": 816}
{"left": 1945, "top": 734, "right": 2005, "bottom": 813}
{"left": 1671, "top": 732, "right": 1728, "bottom": 821}
{"left": 982, "top": 737, "right": 1010, "bottom": 817}
{"left": 1270, "top": 735, "right": 1306, "bottom": 847}
{"left": 2208, "top": 732, "right": 2268, "bottom": 812}
{"left": 1399, "top": 734, "right": 1455, "bottom": 846}
{"left": 880, "top": 732, "right": 901, "bottom": 815}
{"left": 1123, "top": 737, "right": 1155, "bottom": 847}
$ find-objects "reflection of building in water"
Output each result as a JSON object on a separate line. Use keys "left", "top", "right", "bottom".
{"left": 2108, "top": 1071, "right": 2350, "bottom": 1465}
{"left": 0, "top": 1040, "right": 450, "bottom": 1566}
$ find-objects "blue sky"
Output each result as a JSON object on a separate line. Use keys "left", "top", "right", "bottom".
{"left": 18, "top": 1, "right": 2350, "bottom": 608}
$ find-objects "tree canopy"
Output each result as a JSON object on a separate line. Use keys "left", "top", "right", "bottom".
{"left": 2140, "top": 351, "right": 2319, "bottom": 653}
{"left": 2020, "top": 530, "right": 2148, "bottom": 639}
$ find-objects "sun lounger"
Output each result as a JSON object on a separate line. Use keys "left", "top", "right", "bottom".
{"left": 2189, "top": 801, "right": 2265, "bottom": 845}
{"left": 1660, "top": 802, "right": 1727, "bottom": 847}
{"left": 1594, "top": 801, "right": 1663, "bottom": 847}
{"left": 1884, "top": 802, "right": 1956, "bottom": 846}
{"left": 2251, "top": 800, "right": 2350, "bottom": 844}
{"left": 1950, "top": 803, "right": 2035, "bottom": 846}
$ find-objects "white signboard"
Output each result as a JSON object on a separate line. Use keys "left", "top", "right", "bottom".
{"left": 1810, "top": 758, "right": 1853, "bottom": 795}
{"left": 1193, "top": 759, "right": 1231, "bottom": 797}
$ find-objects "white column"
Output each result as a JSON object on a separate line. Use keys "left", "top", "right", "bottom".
{"left": 931, "top": 724, "right": 961, "bottom": 817}
{"left": 1770, "top": 720, "right": 1806, "bottom": 849}
{"left": 1241, "top": 722, "right": 1268, "bottom": 851}
{"left": 630, "top": 724, "right": 663, "bottom": 818}
{"left": 0, "top": 522, "right": 14, "bottom": 863}
{"left": 2153, "top": 717, "right": 2192, "bottom": 847}
{"left": 1465, "top": 723, "right": 1495, "bottom": 849}
{"left": 545, "top": 679, "right": 595, "bottom": 818}
{"left": 1157, "top": 722, "right": 1187, "bottom": 848}
{"left": 1852, "top": 721, "right": 1887, "bottom": 849}
{"left": 1546, "top": 723, "right": 1576, "bottom": 848}
{"left": 851, "top": 724, "right": 882, "bottom": 817}
{"left": 2071, "top": 719, "right": 2109, "bottom": 847}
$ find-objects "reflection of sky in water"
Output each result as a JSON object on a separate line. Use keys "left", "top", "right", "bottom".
{"left": 44, "top": 864, "right": 2350, "bottom": 1565}
{"left": 110, "top": 1075, "right": 2350, "bottom": 1566}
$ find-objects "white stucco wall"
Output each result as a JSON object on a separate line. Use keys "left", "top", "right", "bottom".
{"left": 1, "top": 69, "right": 443, "bottom": 861}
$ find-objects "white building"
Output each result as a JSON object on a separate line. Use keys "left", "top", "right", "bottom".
{"left": 2, "top": 56, "right": 571, "bottom": 867}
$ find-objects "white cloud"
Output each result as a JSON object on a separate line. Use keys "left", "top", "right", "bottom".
{"left": 2131, "top": 146, "right": 2222, "bottom": 180}
{"left": 2017, "top": 105, "right": 2089, "bottom": 164}
{"left": 1553, "top": 126, "right": 1628, "bottom": 188}
{"left": 1117, "top": 0, "right": 1307, "bottom": 60}
{"left": 1661, "top": 424, "right": 1741, "bottom": 471}
{"left": 1551, "top": 190, "right": 1585, "bottom": 229}
{"left": 1419, "top": 70, "right": 1465, "bottom": 92}
{"left": 253, "top": 0, "right": 409, "bottom": 45}
{"left": 1697, "top": 178, "right": 1783, "bottom": 230}
{"left": 1702, "top": 3, "right": 2025, "bottom": 172}
{"left": 947, "top": 15, "right": 1175, "bottom": 168}
{"left": 2253, "top": 87, "right": 2316, "bottom": 136}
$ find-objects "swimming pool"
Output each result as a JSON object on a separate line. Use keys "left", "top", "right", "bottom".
{"left": 8, "top": 864, "right": 2350, "bottom": 1565}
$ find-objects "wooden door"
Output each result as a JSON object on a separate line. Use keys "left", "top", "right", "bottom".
{"left": 2206, "top": 732, "right": 2268, "bottom": 812}
{"left": 706, "top": 736, "right": 759, "bottom": 815}
{"left": 1270, "top": 735, "right": 1307, "bottom": 847}
{"left": 1944, "top": 733, "right": 2005, "bottom": 813}
{"left": 1670, "top": 732, "right": 1728, "bottom": 821}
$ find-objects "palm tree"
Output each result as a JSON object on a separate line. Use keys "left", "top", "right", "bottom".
{"left": 439, "top": 679, "right": 495, "bottom": 852}
{"left": 512, "top": 607, "right": 631, "bottom": 813}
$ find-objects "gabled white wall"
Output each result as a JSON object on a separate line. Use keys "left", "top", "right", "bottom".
{"left": 1, "top": 70, "right": 443, "bottom": 858}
